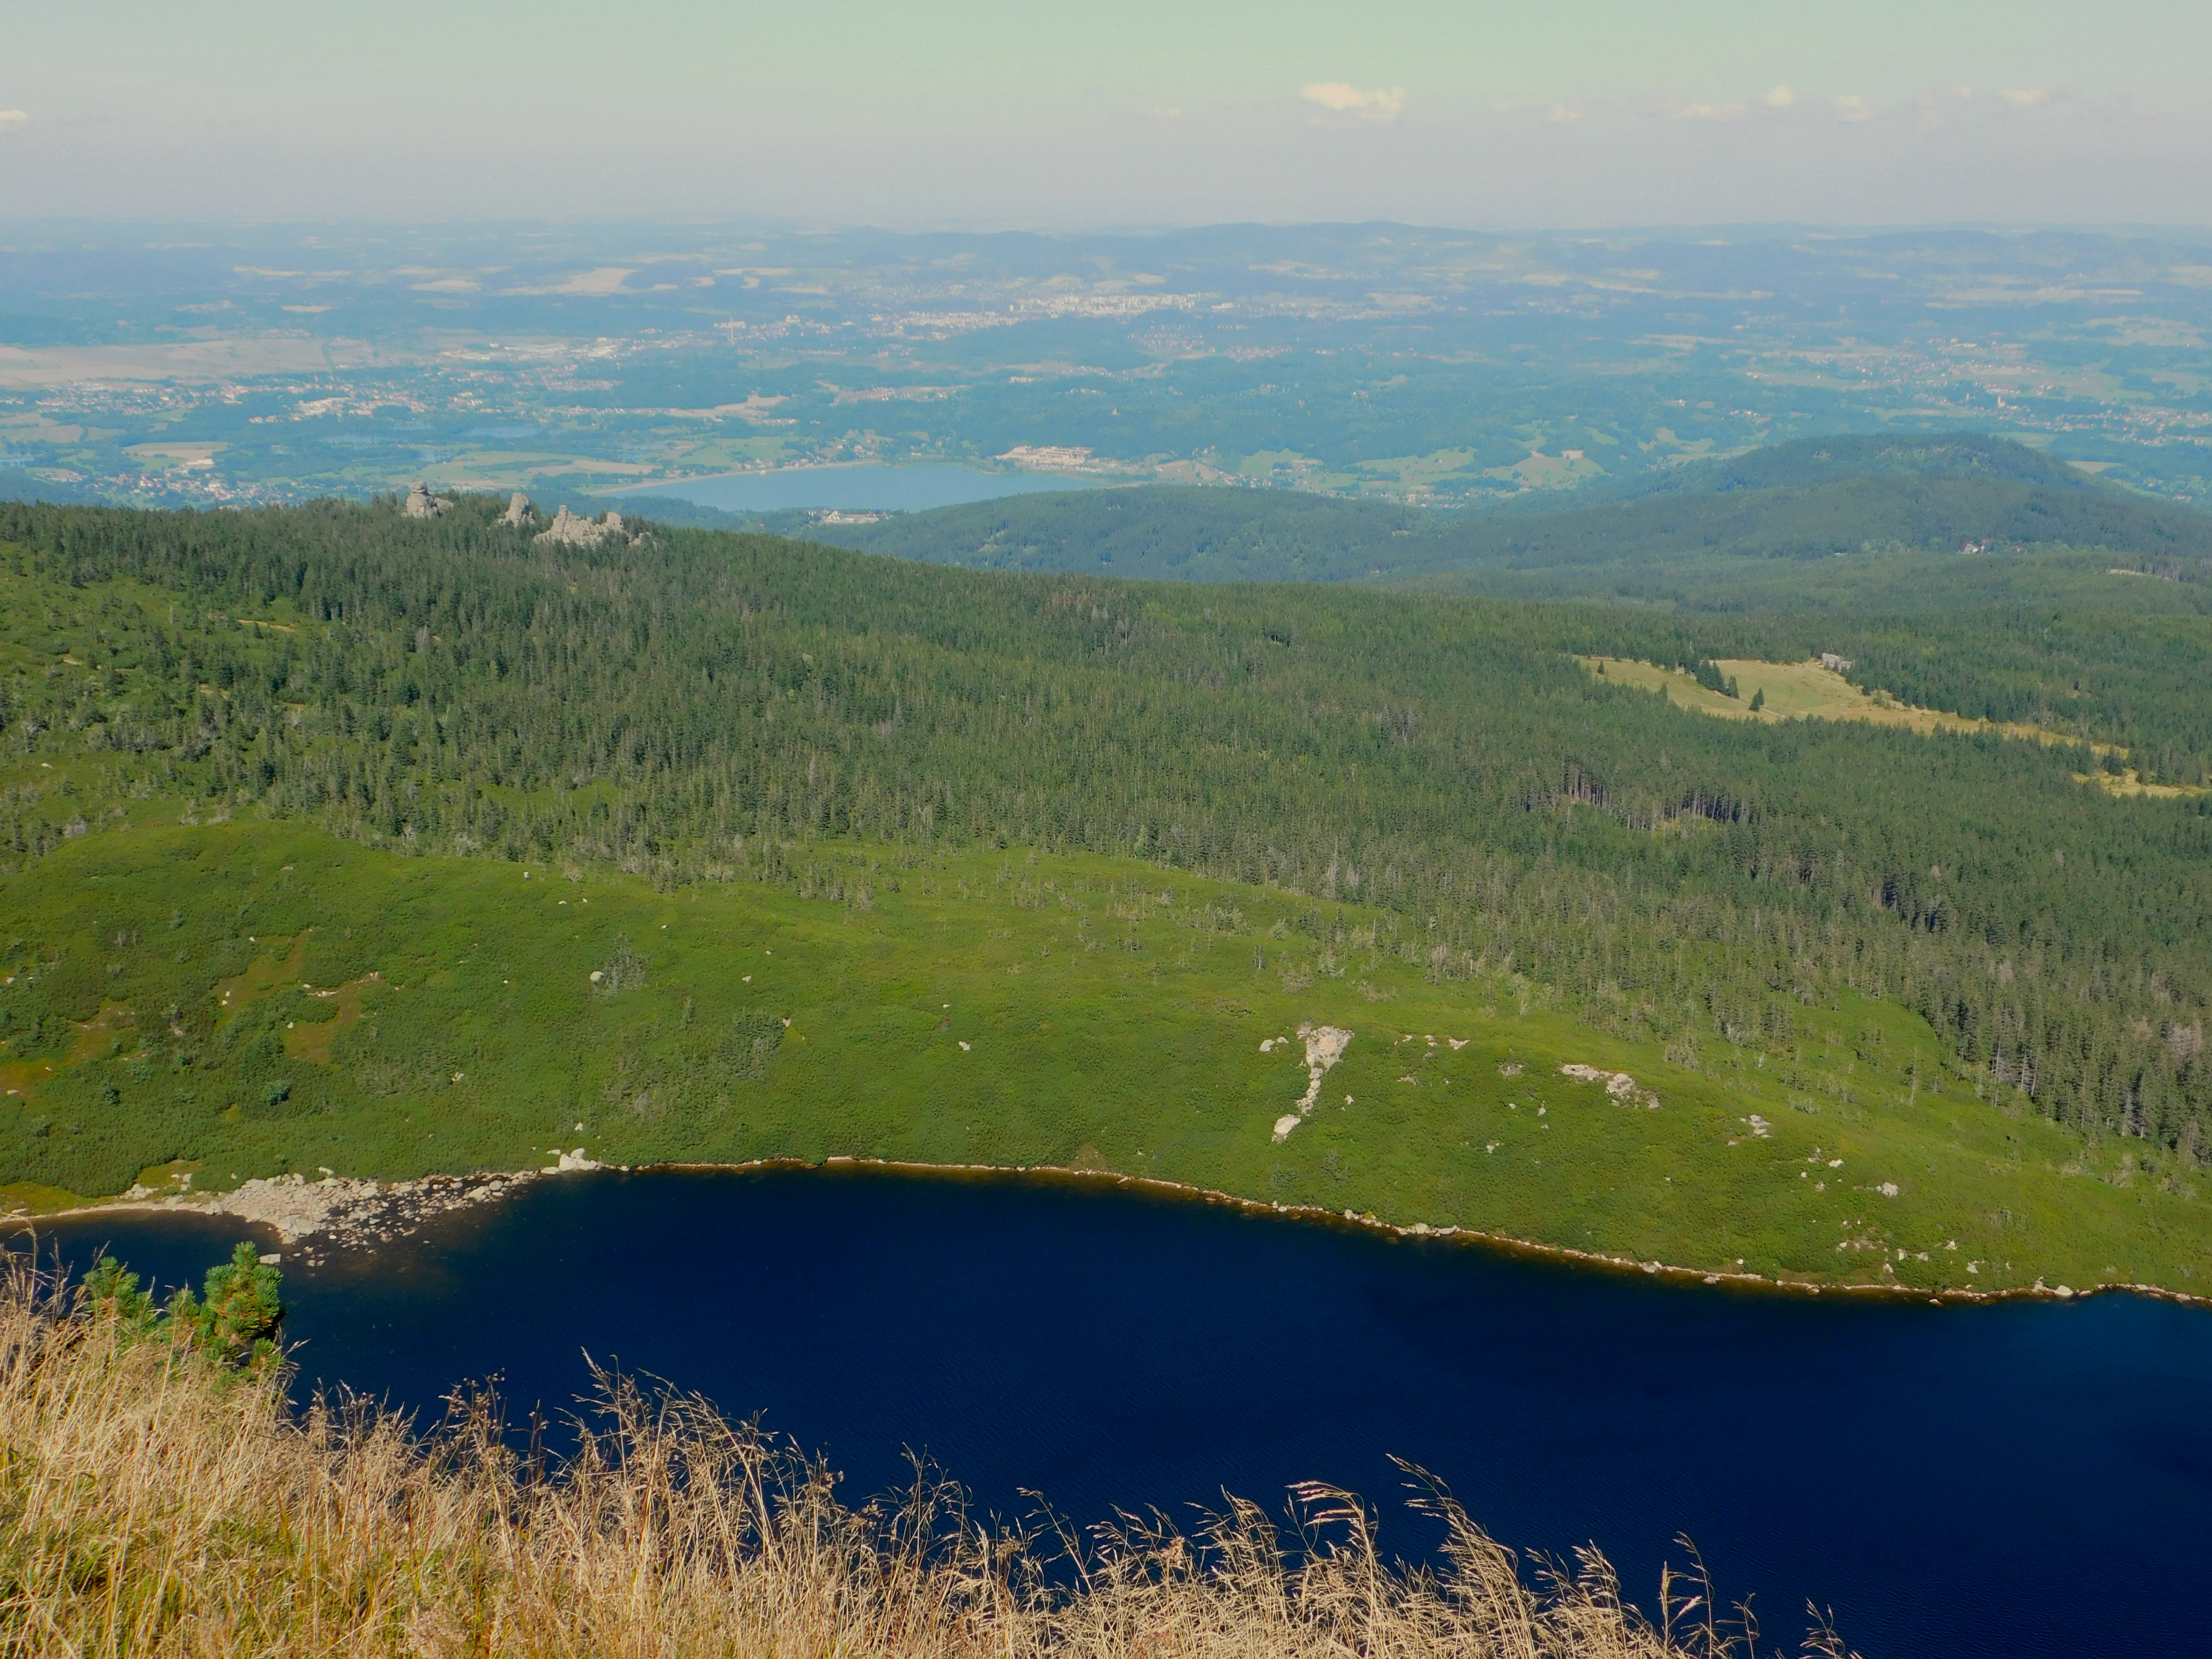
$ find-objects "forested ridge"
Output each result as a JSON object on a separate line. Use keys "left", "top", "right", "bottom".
{"left": 830, "top": 471, "right": 2212, "bottom": 589}
{"left": 3, "top": 494, "right": 2209, "bottom": 1161}
{"left": 820, "top": 435, "right": 2212, "bottom": 598}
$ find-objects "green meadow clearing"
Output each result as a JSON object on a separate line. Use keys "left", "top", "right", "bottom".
{"left": 4, "top": 814, "right": 2204, "bottom": 1298}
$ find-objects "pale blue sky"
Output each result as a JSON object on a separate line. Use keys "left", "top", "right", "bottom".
{"left": 4, "top": 0, "right": 2207, "bottom": 225}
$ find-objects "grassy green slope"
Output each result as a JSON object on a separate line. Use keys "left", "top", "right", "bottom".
{"left": 8, "top": 816, "right": 2204, "bottom": 1298}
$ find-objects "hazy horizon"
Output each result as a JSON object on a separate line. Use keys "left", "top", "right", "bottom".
{"left": 6, "top": 0, "right": 2210, "bottom": 228}
{"left": 4, "top": 215, "right": 2211, "bottom": 238}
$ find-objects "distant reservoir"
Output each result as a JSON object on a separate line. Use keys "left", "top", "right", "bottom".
{"left": 19, "top": 1166, "right": 2212, "bottom": 1659}
{"left": 622, "top": 463, "right": 1103, "bottom": 513}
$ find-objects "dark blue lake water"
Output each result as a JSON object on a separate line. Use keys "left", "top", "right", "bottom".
{"left": 16, "top": 1167, "right": 2211, "bottom": 1659}
{"left": 630, "top": 463, "right": 1102, "bottom": 512}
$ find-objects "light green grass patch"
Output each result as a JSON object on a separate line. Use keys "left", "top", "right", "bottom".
{"left": 2, "top": 816, "right": 2204, "bottom": 1296}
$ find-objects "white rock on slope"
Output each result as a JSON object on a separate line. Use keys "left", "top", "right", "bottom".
{"left": 1273, "top": 1021, "right": 1354, "bottom": 1142}
{"left": 1559, "top": 1062, "right": 1660, "bottom": 1109}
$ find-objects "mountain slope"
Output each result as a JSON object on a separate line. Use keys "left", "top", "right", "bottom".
{"left": 808, "top": 486, "right": 1416, "bottom": 583}
{"left": 1601, "top": 432, "right": 2101, "bottom": 498}
{"left": 811, "top": 435, "right": 2212, "bottom": 605}
{"left": 0, "top": 492, "right": 2207, "bottom": 1188}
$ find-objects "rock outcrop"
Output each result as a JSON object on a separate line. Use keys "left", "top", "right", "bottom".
{"left": 499, "top": 491, "right": 537, "bottom": 526}
{"left": 206, "top": 1170, "right": 540, "bottom": 1251}
{"left": 1559, "top": 1062, "right": 1660, "bottom": 1109}
{"left": 535, "top": 505, "right": 629, "bottom": 547}
{"left": 1272, "top": 1021, "right": 1355, "bottom": 1142}
{"left": 402, "top": 482, "right": 452, "bottom": 519}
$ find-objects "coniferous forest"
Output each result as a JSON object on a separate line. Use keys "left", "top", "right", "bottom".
{"left": 2, "top": 489, "right": 2208, "bottom": 1184}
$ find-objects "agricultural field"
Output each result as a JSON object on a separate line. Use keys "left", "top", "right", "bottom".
{"left": 4, "top": 816, "right": 2204, "bottom": 1298}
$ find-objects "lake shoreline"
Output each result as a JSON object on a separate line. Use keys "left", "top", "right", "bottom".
{"left": 13, "top": 1154, "right": 2205, "bottom": 1310}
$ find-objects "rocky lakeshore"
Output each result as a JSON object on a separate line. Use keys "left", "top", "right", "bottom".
{"left": 22, "top": 1170, "right": 549, "bottom": 1267}
{"left": 221, "top": 1171, "right": 550, "bottom": 1263}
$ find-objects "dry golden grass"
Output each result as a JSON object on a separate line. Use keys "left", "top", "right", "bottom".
{"left": 2077, "top": 766, "right": 2204, "bottom": 799}
{"left": 1579, "top": 655, "right": 2025, "bottom": 737}
{"left": 1584, "top": 656, "right": 2210, "bottom": 799}
{"left": 0, "top": 1260, "right": 1857, "bottom": 1658}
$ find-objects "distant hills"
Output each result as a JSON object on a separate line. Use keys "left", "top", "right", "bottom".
{"left": 807, "top": 486, "right": 1419, "bottom": 584}
{"left": 807, "top": 435, "right": 2212, "bottom": 609}
{"left": 0, "top": 468, "right": 106, "bottom": 508}
{"left": 1602, "top": 432, "right": 2097, "bottom": 496}
{"left": 12, "top": 434, "right": 2207, "bottom": 613}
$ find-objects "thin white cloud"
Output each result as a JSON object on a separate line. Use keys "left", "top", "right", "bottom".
{"left": 1672, "top": 100, "right": 1748, "bottom": 121}
{"left": 1762, "top": 84, "right": 1799, "bottom": 109}
{"left": 2000, "top": 87, "right": 2050, "bottom": 107}
{"left": 0, "top": 110, "right": 28, "bottom": 135}
{"left": 1834, "top": 94, "right": 1874, "bottom": 122}
{"left": 1300, "top": 83, "right": 1406, "bottom": 122}
{"left": 1545, "top": 104, "right": 1583, "bottom": 124}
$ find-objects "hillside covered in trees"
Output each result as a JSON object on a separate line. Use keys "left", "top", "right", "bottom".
{"left": 2, "top": 492, "right": 2209, "bottom": 1192}
{"left": 816, "top": 434, "right": 2212, "bottom": 606}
